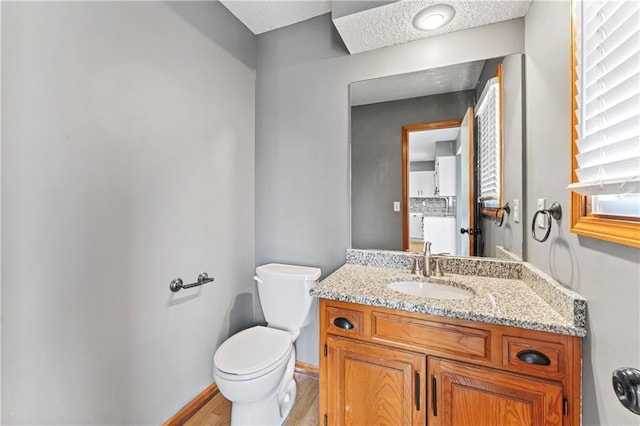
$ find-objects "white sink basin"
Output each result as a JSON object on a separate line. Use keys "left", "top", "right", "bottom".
{"left": 387, "top": 280, "right": 474, "bottom": 300}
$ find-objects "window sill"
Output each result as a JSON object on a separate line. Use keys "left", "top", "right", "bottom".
{"left": 570, "top": 193, "right": 640, "bottom": 248}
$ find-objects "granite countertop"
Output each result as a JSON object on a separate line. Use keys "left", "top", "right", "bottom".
{"left": 310, "top": 261, "right": 587, "bottom": 337}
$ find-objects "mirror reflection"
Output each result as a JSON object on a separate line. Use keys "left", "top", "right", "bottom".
{"left": 350, "top": 54, "right": 524, "bottom": 258}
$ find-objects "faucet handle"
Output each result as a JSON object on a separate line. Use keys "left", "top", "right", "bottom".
{"left": 432, "top": 260, "right": 444, "bottom": 277}
{"left": 411, "top": 258, "right": 422, "bottom": 275}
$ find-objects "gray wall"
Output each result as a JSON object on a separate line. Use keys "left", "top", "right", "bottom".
{"left": 256, "top": 14, "right": 525, "bottom": 365}
{"left": 476, "top": 57, "right": 503, "bottom": 99}
{"left": 435, "top": 140, "right": 456, "bottom": 157}
{"left": 525, "top": 2, "right": 640, "bottom": 425}
{"left": 2, "top": 2, "right": 256, "bottom": 424}
{"left": 481, "top": 54, "right": 524, "bottom": 258}
{"left": 351, "top": 92, "right": 473, "bottom": 251}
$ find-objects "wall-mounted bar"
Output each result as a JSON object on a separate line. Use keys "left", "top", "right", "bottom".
{"left": 170, "top": 272, "right": 215, "bottom": 292}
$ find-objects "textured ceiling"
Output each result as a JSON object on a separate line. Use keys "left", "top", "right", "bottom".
{"left": 350, "top": 59, "right": 484, "bottom": 106}
{"left": 221, "top": 0, "right": 532, "bottom": 54}
{"left": 334, "top": 0, "right": 532, "bottom": 54}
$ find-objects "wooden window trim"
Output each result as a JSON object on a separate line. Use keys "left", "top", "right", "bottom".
{"left": 569, "top": 1, "right": 640, "bottom": 248}
{"left": 481, "top": 63, "right": 504, "bottom": 218}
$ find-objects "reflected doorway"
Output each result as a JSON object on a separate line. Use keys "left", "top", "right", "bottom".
{"left": 401, "top": 108, "right": 475, "bottom": 255}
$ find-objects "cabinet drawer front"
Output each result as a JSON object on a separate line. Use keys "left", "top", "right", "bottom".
{"left": 372, "top": 312, "right": 491, "bottom": 361}
{"left": 325, "top": 306, "right": 364, "bottom": 337}
{"left": 502, "top": 336, "right": 565, "bottom": 377}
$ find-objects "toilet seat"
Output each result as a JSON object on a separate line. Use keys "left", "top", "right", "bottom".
{"left": 214, "top": 326, "right": 292, "bottom": 381}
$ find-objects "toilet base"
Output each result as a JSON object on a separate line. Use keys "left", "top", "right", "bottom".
{"left": 229, "top": 352, "right": 297, "bottom": 426}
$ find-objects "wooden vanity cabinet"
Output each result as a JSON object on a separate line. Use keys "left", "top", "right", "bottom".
{"left": 326, "top": 336, "right": 426, "bottom": 426}
{"left": 428, "top": 358, "right": 564, "bottom": 426}
{"left": 319, "top": 299, "right": 582, "bottom": 426}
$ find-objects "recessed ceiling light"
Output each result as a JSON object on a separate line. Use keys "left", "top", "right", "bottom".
{"left": 413, "top": 4, "right": 455, "bottom": 31}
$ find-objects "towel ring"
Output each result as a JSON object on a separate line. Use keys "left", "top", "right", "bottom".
{"left": 531, "top": 202, "right": 562, "bottom": 242}
{"left": 495, "top": 202, "right": 511, "bottom": 227}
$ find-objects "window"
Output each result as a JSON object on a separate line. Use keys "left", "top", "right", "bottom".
{"left": 570, "top": 0, "right": 640, "bottom": 247}
{"left": 476, "top": 68, "right": 502, "bottom": 213}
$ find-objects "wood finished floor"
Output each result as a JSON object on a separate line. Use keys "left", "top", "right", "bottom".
{"left": 184, "top": 372, "right": 319, "bottom": 426}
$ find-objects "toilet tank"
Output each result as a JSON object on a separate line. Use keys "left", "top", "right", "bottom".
{"left": 255, "top": 263, "right": 321, "bottom": 335}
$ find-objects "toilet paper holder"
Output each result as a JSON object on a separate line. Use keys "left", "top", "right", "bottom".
{"left": 170, "top": 272, "right": 215, "bottom": 292}
{"left": 612, "top": 367, "right": 640, "bottom": 415}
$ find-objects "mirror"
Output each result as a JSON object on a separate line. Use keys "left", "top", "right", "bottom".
{"left": 350, "top": 54, "right": 524, "bottom": 258}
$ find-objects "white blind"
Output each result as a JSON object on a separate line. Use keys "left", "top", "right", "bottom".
{"left": 475, "top": 77, "right": 501, "bottom": 204}
{"left": 568, "top": 0, "right": 640, "bottom": 196}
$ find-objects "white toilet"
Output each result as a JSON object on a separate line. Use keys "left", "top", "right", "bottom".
{"left": 213, "top": 263, "right": 321, "bottom": 426}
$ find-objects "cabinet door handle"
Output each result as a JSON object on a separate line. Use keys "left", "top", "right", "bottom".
{"left": 517, "top": 349, "right": 551, "bottom": 366}
{"left": 432, "top": 375, "right": 438, "bottom": 417}
{"left": 415, "top": 372, "right": 421, "bottom": 411}
{"left": 333, "top": 317, "right": 354, "bottom": 330}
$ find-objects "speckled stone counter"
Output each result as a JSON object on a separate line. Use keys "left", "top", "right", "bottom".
{"left": 311, "top": 250, "right": 587, "bottom": 337}
{"left": 495, "top": 246, "right": 523, "bottom": 261}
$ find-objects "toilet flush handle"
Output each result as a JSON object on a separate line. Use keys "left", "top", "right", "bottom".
{"left": 254, "top": 276, "right": 263, "bottom": 284}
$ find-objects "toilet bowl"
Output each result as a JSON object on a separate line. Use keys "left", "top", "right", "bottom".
{"left": 213, "top": 263, "right": 321, "bottom": 426}
{"left": 214, "top": 326, "right": 297, "bottom": 425}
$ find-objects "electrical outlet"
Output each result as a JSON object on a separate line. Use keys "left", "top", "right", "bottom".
{"left": 393, "top": 201, "right": 400, "bottom": 212}
{"left": 537, "top": 198, "right": 546, "bottom": 228}
{"left": 513, "top": 199, "right": 520, "bottom": 223}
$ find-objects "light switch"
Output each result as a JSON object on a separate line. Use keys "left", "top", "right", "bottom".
{"left": 393, "top": 201, "right": 400, "bottom": 212}
{"left": 537, "top": 198, "right": 546, "bottom": 228}
{"left": 513, "top": 199, "right": 520, "bottom": 223}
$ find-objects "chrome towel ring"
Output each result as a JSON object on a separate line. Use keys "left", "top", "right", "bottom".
{"left": 531, "top": 202, "right": 562, "bottom": 242}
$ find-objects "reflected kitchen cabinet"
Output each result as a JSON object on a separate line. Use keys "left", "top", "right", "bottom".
{"left": 410, "top": 171, "right": 436, "bottom": 197}
{"left": 424, "top": 216, "right": 456, "bottom": 254}
{"left": 436, "top": 156, "right": 456, "bottom": 196}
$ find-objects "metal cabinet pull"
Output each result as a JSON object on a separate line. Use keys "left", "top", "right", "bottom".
{"left": 170, "top": 272, "right": 214, "bottom": 292}
{"left": 415, "top": 372, "right": 421, "bottom": 411}
{"left": 517, "top": 349, "right": 551, "bottom": 366}
{"left": 333, "top": 317, "right": 354, "bottom": 330}
{"left": 432, "top": 375, "right": 438, "bottom": 417}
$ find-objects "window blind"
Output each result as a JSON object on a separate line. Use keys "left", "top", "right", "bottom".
{"left": 568, "top": 0, "right": 640, "bottom": 197}
{"left": 476, "top": 77, "right": 501, "bottom": 205}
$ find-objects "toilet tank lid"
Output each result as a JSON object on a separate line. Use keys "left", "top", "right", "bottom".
{"left": 256, "top": 263, "right": 321, "bottom": 281}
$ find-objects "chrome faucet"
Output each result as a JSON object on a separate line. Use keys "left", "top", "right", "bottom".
{"left": 423, "top": 241, "right": 432, "bottom": 277}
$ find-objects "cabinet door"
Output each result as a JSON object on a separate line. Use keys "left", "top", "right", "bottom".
{"left": 327, "top": 336, "right": 426, "bottom": 426}
{"left": 409, "top": 172, "right": 421, "bottom": 197}
{"left": 423, "top": 171, "right": 436, "bottom": 196}
{"left": 436, "top": 156, "right": 456, "bottom": 196}
{"left": 423, "top": 216, "right": 456, "bottom": 254}
{"left": 428, "top": 358, "right": 564, "bottom": 426}
{"left": 410, "top": 171, "right": 435, "bottom": 197}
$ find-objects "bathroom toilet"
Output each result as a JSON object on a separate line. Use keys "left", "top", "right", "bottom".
{"left": 213, "top": 263, "right": 321, "bottom": 426}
